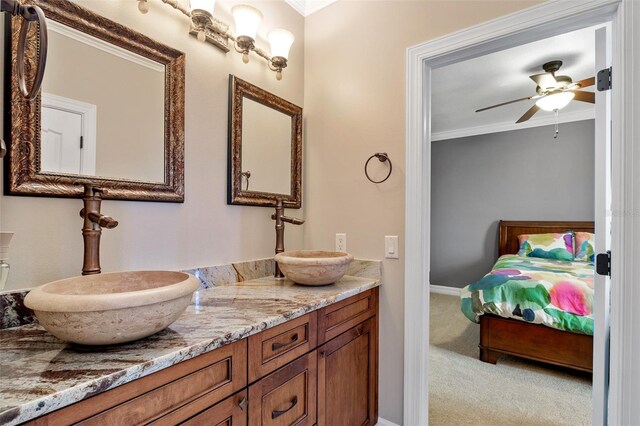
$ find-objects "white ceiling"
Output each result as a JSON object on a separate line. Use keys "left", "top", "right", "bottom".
{"left": 283, "top": 0, "right": 337, "bottom": 16}
{"left": 431, "top": 25, "right": 602, "bottom": 141}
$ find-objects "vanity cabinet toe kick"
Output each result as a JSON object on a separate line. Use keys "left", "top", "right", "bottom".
{"left": 25, "top": 287, "right": 379, "bottom": 426}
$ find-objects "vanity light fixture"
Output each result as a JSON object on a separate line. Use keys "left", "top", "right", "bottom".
{"left": 268, "top": 29, "right": 294, "bottom": 80}
{"left": 136, "top": 0, "right": 293, "bottom": 80}
{"left": 231, "top": 4, "right": 262, "bottom": 63}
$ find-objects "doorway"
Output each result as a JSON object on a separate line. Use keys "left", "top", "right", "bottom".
{"left": 428, "top": 23, "right": 602, "bottom": 424}
{"left": 403, "top": 1, "right": 630, "bottom": 425}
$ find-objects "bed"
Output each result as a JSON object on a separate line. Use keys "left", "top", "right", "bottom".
{"left": 460, "top": 220, "right": 595, "bottom": 373}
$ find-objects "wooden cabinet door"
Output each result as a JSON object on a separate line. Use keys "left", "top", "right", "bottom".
{"left": 249, "top": 351, "right": 317, "bottom": 426}
{"left": 317, "top": 317, "right": 378, "bottom": 426}
{"left": 180, "top": 390, "right": 247, "bottom": 426}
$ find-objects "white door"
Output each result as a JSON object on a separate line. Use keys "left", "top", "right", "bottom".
{"left": 593, "top": 25, "right": 612, "bottom": 426}
{"left": 41, "top": 106, "right": 83, "bottom": 175}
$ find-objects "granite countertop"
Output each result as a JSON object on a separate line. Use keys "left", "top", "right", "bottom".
{"left": 0, "top": 274, "right": 381, "bottom": 425}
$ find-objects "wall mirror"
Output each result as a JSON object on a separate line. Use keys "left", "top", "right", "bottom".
{"left": 4, "top": 0, "right": 185, "bottom": 202}
{"left": 228, "top": 75, "right": 302, "bottom": 208}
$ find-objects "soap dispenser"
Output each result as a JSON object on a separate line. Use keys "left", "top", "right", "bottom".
{"left": 0, "top": 232, "right": 14, "bottom": 291}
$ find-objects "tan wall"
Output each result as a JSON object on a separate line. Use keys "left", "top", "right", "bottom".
{"left": 0, "top": 0, "right": 305, "bottom": 290}
{"left": 303, "top": 1, "right": 540, "bottom": 423}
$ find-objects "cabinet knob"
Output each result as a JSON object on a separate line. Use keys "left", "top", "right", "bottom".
{"left": 238, "top": 396, "right": 247, "bottom": 411}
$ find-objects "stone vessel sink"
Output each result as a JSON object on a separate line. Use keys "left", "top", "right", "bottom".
{"left": 24, "top": 271, "right": 200, "bottom": 345}
{"left": 274, "top": 250, "right": 354, "bottom": 285}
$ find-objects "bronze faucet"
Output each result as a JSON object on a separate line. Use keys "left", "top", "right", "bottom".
{"left": 271, "top": 199, "right": 304, "bottom": 278}
{"left": 79, "top": 184, "right": 118, "bottom": 275}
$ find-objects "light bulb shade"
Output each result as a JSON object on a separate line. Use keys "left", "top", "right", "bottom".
{"left": 190, "top": 0, "right": 215, "bottom": 15}
{"left": 232, "top": 5, "right": 263, "bottom": 40}
{"left": 535, "top": 91, "right": 575, "bottom": 111}
{"left": 268, "top": 29, "right": 294, "bottom": 60}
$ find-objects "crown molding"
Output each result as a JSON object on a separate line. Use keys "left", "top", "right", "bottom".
{"left": 283, "top": 0, "right": 306, "bottom": 15}
{"left": 48, "top": 20, "right": 165, "bottom": 73}
{"left": 431, "top": 108, "right": 595, "bottom": 142}
{"left": 283, "top": 0, "right": 338, "bottom": 17}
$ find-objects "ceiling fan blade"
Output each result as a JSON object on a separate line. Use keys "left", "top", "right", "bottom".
{"left": 572, "top": 90, "right": 595, "bottom": 103}
{"left": 530, "top": 73, "right": 557, "bottom": 90}
{"left": 476, "top": 96, "right": 533, "bottom": 112}
{"left": 516, "top": 104, "right": 540, "bottom": 123}
{"left": 574, "top": 76, "right": 595, "bottom": 88}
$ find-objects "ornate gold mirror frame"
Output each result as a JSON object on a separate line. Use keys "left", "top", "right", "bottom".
{"left": 228, "top": 75, "right": 302, "bottom": 208}
{"left": 4, "top": 0, "right": 186, "bottom": 202}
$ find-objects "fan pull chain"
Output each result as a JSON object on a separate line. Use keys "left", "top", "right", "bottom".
{"left": 554, "top": 109, "right": 559, "bottom": 139}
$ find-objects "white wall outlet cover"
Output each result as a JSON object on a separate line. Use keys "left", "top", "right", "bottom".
{"left": 335, "top": 233, "right": 347, "bottom": 252}
{"left": 385, "top": 235, "right": 399, "bottom": 259}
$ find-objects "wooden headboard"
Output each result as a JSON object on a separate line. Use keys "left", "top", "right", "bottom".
{"left": 498, "top": 220, "right": 595, "bottom": 256}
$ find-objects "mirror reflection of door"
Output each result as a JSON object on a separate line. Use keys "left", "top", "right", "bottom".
{"left": 41, "top": 93, "right": 97, "bottom": 175}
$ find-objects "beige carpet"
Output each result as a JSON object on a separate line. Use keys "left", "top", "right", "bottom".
{"left": 429, "top": 293, "right": 592, "bottom": 426}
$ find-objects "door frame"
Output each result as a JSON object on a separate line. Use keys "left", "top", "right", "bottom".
{"left": 404, "top": 0, "right": 638, "bottom": 424}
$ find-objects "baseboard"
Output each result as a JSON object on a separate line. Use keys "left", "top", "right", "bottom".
{"left": 429, "top": 284, "right": 462, "bottom": 296}
{"left": 377, "top": 418, "right": 401, "bottom": 426}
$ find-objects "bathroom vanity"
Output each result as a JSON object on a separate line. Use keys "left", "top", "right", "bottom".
{"left": 0, "top": 260, "right": 380, "bottom": 426}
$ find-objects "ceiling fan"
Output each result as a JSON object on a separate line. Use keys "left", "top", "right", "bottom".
{"left": 475, "top": 60, "right": 595, "bottom": 123}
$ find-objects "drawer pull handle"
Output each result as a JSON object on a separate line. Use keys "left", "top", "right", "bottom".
{"left": 271, "top": 396, "right": 298, "bottom": 419}
{"left": 272, "top": 333, "right": 299, "bottom": 350}
{"left": 238, "top": 396, "right": 247, "bottom": 411}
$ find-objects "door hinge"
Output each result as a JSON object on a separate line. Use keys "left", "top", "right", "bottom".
{"left": 80, "top": 135, "right": 84, "bottom": 149}
{"left": 596, "top": 250, "right": 611, "bottom": 277}
{"left": 597, "top": 67, "right": 612, "bottom": 91}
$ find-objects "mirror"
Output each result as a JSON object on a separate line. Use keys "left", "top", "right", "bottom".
{"left": 4, "top": 0, "right": 185, "bottom": 202}
{"left": 228, "top": 75, "right": 302, "bottom": 208}
{"left": 41, "top": 20, "right": 165, "bottom": 182}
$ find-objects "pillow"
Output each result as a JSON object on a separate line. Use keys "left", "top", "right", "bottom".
{"left": 574, "top": 232, "right": 595, "bottom": 262}
{"left": 517, "top": 232, "right": 574, "bottom": 261}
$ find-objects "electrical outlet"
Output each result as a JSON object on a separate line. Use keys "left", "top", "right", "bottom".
{"left": 336, "top": 233, "right": 347, "bottom": 252}
{"left": 385, "top": 235, "right": 399, "bottom": 259}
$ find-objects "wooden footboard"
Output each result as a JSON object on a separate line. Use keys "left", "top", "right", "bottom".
{"left": 480, "top": 314, "right": 593, "bottom": 372}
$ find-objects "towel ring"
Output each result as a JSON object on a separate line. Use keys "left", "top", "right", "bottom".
{"left": 364, "top": 152, "right": 392, "bottom": 184}
{"left": 2, "top": 1, "right": 48, "bottom": 100}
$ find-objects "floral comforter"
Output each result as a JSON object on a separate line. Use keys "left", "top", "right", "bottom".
{"left": 460, "top": 254, "right": 594, "bottom": 335}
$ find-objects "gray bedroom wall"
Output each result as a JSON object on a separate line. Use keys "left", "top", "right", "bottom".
{"left": 430, "top": 119, "right": 595, "bottom": 288}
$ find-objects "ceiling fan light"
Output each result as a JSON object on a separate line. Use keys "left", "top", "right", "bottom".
{"left": 535, "top": 91, "right": 575, "bottom": 112}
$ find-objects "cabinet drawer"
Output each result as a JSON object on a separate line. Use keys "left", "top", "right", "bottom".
{"left": 318, "top": 289, "right": 378, "bottom": 344}
{"left": 76, "top": 340, "right": 247, "bottom": 426}
{"left": 249, "top": 312, "right": 317, "bottom": 382}
{"left": 249, "top": 351, "right": 317, "bottom": 426}
{"left": 179, "top": 390, "right": 248, "bottom": 426}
